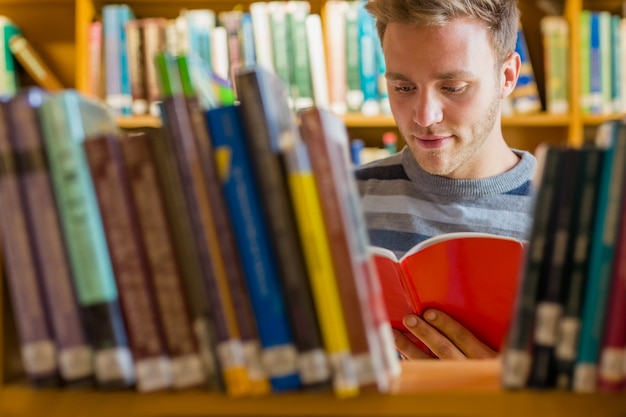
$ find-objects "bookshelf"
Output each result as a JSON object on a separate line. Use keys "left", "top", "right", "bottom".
{"left": 1, "top": 1, "right": 626, "bottom": 416}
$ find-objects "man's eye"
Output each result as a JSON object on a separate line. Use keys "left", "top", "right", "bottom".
{"left": 442, "top": 85, "right": 467, "bottom": 93}
{"left": 394, "top": 85, "right": 415, "bottom": 93}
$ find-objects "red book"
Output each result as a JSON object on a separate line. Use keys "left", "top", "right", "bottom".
{"left": 372, "top": 232, "right": 525, "bottom": 356}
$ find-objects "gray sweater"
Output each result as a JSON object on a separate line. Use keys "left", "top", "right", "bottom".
{"left": 356, "top": 146, "right": 537, "bottom": 258}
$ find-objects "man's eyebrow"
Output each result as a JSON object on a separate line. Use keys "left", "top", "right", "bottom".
{"left": 385, "top": 70, "right": 477, "bottom": 81}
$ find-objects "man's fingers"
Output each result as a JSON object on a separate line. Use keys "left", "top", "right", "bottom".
{"left": 392, "top": 329, "right": 432, "bottom": 359}
{"left": 403, "top": 314, "right": 466, "bottom": 360}
{"left": 422, "top": 309, "right": 496, "bottom": 359}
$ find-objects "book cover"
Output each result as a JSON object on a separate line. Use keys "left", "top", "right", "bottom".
{"left": 119, "top": 130, "right": 206, "bottom": 390}
{"left": 373, "top": 232, "right": 525, "bottom": 356}
{"left": 0, "top": 17, "right": 20, "bottom": 96}
{"left": 37, "top": 90, "right": 134, "bottom": 389}
{"left": 7, "top": 88, "right": 93, "bottom": 386}
{"left": 510, "top": 24, "right": 542, "bottom": 114}
{"left": 235, "top": 67, "right": 330, "bottom": 389}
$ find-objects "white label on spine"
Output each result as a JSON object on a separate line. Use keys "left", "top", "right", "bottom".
{"left": 534, "top": 302, "right": 562, "bottom": 346}
{"left": 262, "top": 344, "right": 298, "bottom": 378}
{"left": 59, "top": 345, "right": 93, "bottom": 380}
{"left": 353, "top": 352, "right": 376, "bottom": 386}
{"left": 243, "top": 341, "right": 267, "bottom": 382}
{"left": 21, "top": 340, "right": 56, "bottom": 375}
{"left": 555, "top": 317, "right": 580, "bottom": 361}
{"left": 502, "top": 350, "right": 531, "bottom": 389}
{"left": 329, "top": 352, "right": 359, "bottom": 394}
{"left": 135, "top": 356, "right": 172, "bottom": 393}
{"left": 94, "top": 347, "right": 135, "bottom": 384}
{"left": 217, "top": 339, "right": 246, "bottom": 369}
{"left": 573, "top": 364, "right": 598, "bottom": 392}
{"left": 171, "top": 354, "right": 205, "bottom": 389}
{"left": 599, "top": 348, "right": 624, "bottom": 382}
{"left": 297, "top": 348, "right": 330, "bottom": 384}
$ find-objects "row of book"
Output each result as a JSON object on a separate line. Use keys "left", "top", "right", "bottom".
{"left": 0, "top": 56, "right": 400, "bottom": 396}
{"left": 502, "top": 117, "right": 626, "bottom": 393}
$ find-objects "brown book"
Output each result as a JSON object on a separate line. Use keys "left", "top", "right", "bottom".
{"left": 119, "top": 130, "right": 206, "bottom": 390}
{"left": 141, "top": 18, "right": 167, "bottom": 117}
{"left": 143, "top": 124, "right": 224, "bottom": 392}
{"left": 8, "top": 34, "right": 64, "bottom": 91}
{"left": 0, "top": 99, "right": 59, "bottom": 387}
{"left": 124, "top": 19, "right": 148, "bottom": 115}
{"left": 298, "top": 107, "right": 395, "bottom": 392}
{"left": 83, "top": 132, "right": 172, "bottom": 393}
{"left": 7, "top": 88, "right": 93, "bottom": 387}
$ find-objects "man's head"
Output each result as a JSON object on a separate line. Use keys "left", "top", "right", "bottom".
{"left": 365, "top": 0, "right": 521, "bottom": 179}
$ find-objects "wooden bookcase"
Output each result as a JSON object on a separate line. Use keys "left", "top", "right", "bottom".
{"left": 1, "top": 0, "right": 626, "bottom": 416}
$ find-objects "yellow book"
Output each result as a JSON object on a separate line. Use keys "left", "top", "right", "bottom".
{"left": 284, "top": 139, "right": 359, "bottom": 398}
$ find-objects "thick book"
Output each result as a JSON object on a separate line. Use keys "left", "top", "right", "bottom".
{"left": 83, "top": 132, "right": 172, "bottom": 393}
{"left": 0, "top": 98, "right": 59, "bottom": 387}
{"left": 119, "top": 130, "right": 206, "bottom": 391}
{"left": 205, "top": 104, "right": 301, "bottom": 393}
{"left": 373, "top": 232, "right": 525, "bottom": 356}
{"left": 37, "top": 90, "right": 134, "bottom": 389}
{"left": 235, "top": 67, "right": 330, "bottom": 389}
{"left": 7, "top": 88, "right": 93, "bottom": 387}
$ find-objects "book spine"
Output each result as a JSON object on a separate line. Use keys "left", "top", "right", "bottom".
{"left": 119, "top": 131, "right": 206, "bottom": 390}
{"left": 344, "top": 1, "right": 363, "bottom": 113}
{"left": 282, "top": 135, "right": 358, "bottom": 398}
{"left": 249, "top": 2, "right": 274, "bottom": 72}
{"left": 86, "top": 21, "right": 103, "bottom": 99}
{"left": 83, "top": 133, "right": 172, "bottom": 393}
{"left": 8, "top": 35, "right": 64, "bottom": 91}
{"left": 267, "top": 2, "right": 291, "bottom": 97}
{"left": 0, "top": 99, "right": 58, "bottom": 386}
{"left": 146, "top": 124, "right": 224, "bottom": 392}
{"left": 38, "top": 92, "right": 134, "bottom": 389}
{"left": 141, "top": 18, "right": 167, "bottom": 117}
{"left": 206, "top": 105, "right": 301, "bottom": 393}
{"left": 180, "top": 58, "right": 269, "bottom": 395}
{"left": 156, "top": 53, "right": 250, "bottom": 397}
{"left": 0, "top": 17, "right": 20, "bottom": 96}
{"left": 235, "top": 68, "right": 330, "bottom": 389}
{"left": 357, "top": 2, "right": 379, "bottom": 116}
{"left": 124, "top": 19, "right": 148, "bottom": 116}
{"left": 554, "top": 147, "right": 604, "bottom": 390}
{"left": 573, "top": 120, "right": 626, "bottom": 393}
{"left": 323, "top": 0, "right": 348, "bottom": 115}
{"left": 501, "top": 146, "right": 566, "bottom": 389}
{"left": 305, "top": 14, "right": 330, "bottom": 109}
{"left": 527, "top": 149, "right": 581, "bottom": 389}
{"left": 8, "top": 90, "right": 92, "bottom": 385}
{"left": 511, "top": 24, "right": 542, "bottom": 114}
{"left": 117, "top": 5, "right": 134, "bottom": 116}
{"left": 286, "top": 1, "right": 314, "bottom": 111}
{"left": 541, "top": 16, "right": 569, "bottom": 115}
{"left": 299, "top": 107, "right": 385, "bottom": 391}
{"left": 102, "top": 5, "right": 123, "bottom": 115}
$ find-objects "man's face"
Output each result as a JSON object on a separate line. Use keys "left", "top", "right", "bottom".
{"left": 383, "top": 18, "right": 514, "bottom": 179}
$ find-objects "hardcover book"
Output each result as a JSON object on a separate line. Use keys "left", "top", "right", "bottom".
{"left": 372, "top": 232, "right": 525, "bottom": 357}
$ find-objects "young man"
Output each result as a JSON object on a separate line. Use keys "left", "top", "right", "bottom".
{"left": 357, "top": 0, "right": 537, "bottom": 359}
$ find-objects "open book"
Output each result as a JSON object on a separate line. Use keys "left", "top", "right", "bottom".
{"left": 370, "top": 232, "right": 526, "bottom": 356}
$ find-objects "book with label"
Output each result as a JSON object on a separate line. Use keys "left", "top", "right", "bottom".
{"left": 235, "top": 67, "right": 330, "bottom": 390}
{"left": 372, "top": 232, "right": 525, "bottom": 356}
{"left": 37, "top": 90, "right": 134, "bottom": 389}
{"left": 6, "top": 88, "right": 93, "bottom": 386}
{"left": 205, "top": 104, "right": 301, "bottom": 393}
{"left": 0, "top": 98, "right": 59, "bottom": 387}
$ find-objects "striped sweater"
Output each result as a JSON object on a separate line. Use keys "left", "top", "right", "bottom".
{"left": 356, "top": 147, "right": 537, "bottom": 259}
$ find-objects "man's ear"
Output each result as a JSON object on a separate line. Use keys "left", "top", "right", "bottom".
{"left": 500, "top": 52, "right": 521, "bottom": 99}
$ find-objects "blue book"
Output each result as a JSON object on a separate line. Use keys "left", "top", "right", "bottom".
{"left": 357, "top": 0, "right": 379, "bottom": 116}
{"left": 204, "top": 104, "right": 301, "bottom": 393}
{"left": 573, "top": 120, "right": 626, "bottom": 392}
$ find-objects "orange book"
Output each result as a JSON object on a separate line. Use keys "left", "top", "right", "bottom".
{"left": 371, "top": 232, "right": 525, "bottom": 357}
{"left": 8, "top": 34, "right": 64, "bottom": 91}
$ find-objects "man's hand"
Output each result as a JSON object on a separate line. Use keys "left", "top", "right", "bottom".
{"left": 395, "top": 308, "right": 497, "bottom": 359}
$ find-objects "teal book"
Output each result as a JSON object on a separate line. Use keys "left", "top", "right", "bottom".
{"left": 573, "top": 120, "right": 626, "bottom": 392}
{"left": 37, "top": 90, "right": 134, "bottom": 389}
